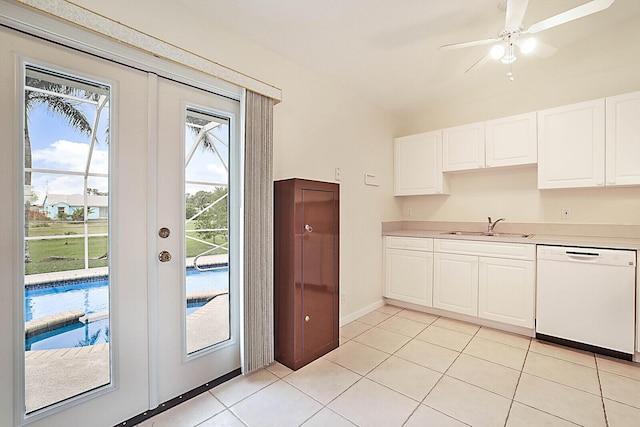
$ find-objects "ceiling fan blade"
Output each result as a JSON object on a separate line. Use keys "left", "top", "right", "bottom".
{"left": 440, "top": 37, "right": 501, "bottom": 51}
{"left": 465, "top": 53, "right": 492, "bottom": 74}
{"left": 526, "top": 0, "right": 615, "bottom": 34}
{"left": 505, "top": 0, "right": 530, "bottom": 29}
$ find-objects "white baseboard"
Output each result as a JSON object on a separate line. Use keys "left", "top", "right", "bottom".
{"left": 339, "top": 299, "right": 385, "bottom": 327}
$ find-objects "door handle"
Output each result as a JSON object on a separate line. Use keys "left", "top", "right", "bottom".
{"left": 304, "top": 224, "right": 313, "bottom": 233}
{"left": 158, "top": 251, "right": 172, "bottom": 262}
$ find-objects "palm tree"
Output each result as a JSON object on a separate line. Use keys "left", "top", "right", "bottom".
{"left": 24, "top": 74, "right": 94, "bottom": 262}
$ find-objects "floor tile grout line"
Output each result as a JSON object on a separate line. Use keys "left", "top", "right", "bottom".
{"left": 594, "top": 355, "right": 611, "bottom": 427}
{"left": 503, "top": 336, "right": 532, "bottom": 427}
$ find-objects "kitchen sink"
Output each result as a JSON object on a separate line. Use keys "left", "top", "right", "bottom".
{"left": 441, "top": 231, "right": 534, "bottom": 238}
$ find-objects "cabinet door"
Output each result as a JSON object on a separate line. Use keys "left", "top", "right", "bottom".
{"left": 300, "top": 186, "right": 339, "bottom": 363}
{"left": 385, "top": 248, "right": 433, "bottom": 306}
{"left": 394, "top": 131, "right": 446, "bottom": 195}
{"left": 606, "top": 91, "right": 640, "bottom": 186}
{"left": 478, "top": 257, "right": 534, "bottom": 328}
{"left": 537, "top": 99, "right": 605, "bottom": 189}
{"left": 433, "top": 253, "right": 478, "bottom": 316}
{"left": 442, "top": 122, "right": 485, "bottom": 171}
{"left": 485, "top": 112, "right": 537, "bottom": 167}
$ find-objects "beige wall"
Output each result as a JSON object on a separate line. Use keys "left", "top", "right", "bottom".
{"left": 69, "top": 0, "right": 402, "bottom": 317}
{"left": 400, "top": 166, "right": 640, "bottom": 225}
{"left": 397, "top": 13, "right": 640, "bottom": 226}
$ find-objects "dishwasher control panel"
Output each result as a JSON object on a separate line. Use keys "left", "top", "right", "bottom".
{"left": 537, "top": 245, "right": 636, "bottom": 267}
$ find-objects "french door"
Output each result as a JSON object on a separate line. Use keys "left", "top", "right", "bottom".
{"left": 0, "top": 26, "right": 241, "bottom": 427}
{"left": 154, "top": 76, "right": 241, "bottom": 403}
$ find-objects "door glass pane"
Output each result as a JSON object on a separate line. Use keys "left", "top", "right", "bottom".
{"left": 185, "top": 108, "right": 230, "bottom": 354}
{"left": 23, "top": 66, "right": 111, "bottom": 413}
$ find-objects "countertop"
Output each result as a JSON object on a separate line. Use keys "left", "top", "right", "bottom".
{"left": 382, "top": 222, "right": 640, "bottom": 251}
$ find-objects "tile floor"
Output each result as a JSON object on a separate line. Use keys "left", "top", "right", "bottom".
{"left": 139, "top": 305, "right": 640, "bottom": 426}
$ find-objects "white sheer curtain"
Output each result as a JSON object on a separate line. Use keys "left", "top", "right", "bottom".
{"left": 243, "top": 90, "right": 274, "bottom": 373}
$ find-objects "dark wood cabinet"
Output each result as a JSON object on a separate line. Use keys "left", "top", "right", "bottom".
{"left": 274, "top": 178, "right": 339, "bottom": 370}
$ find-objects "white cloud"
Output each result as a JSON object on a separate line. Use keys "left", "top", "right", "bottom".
{"left": 32, "top": 140, "right": 108, "bottom": 174}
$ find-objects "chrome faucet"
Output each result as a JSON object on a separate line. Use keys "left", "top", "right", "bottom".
{"left": 487, "top": 217, "right": 505, "bottom": 233}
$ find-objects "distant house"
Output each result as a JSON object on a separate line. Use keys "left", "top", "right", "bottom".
{"left": 42, "top": 194, "right": 108, "bottom": 220}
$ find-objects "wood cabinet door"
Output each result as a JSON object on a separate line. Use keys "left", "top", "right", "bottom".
{"left": 537, "top": 99, "right": 605, "bottom": 189}
{"left": 442, "top": 122, "right": 485, "bottom": 172}
{"left": 433, "top": 252, "right": 478, "bottom": 316}
{"left": 606, "top": 91, "right": 640, "bottom": 186}
{"left": 385, "top": 248, "right": 433, "bottom": 306}
{"left": 485, "top": 112, "right": 537, "bottom": 168}
{"left": 394, "top": 131, "right": 445, "bottom": 195}
{"left": 478, "top": 257, "right": 534, "bottom": 328}
{"left": 300, "top": 186, "right": 338, "bottom": 362}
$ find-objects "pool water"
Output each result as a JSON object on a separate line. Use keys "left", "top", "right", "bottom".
{"left": 25, "top": 280, "right": 109, "bottom": 322}
{"left": 25, "top": 268, "right": 228, "bottom": 350}
{"left": 26, "top": 318, "right": 109, "bottom": 351}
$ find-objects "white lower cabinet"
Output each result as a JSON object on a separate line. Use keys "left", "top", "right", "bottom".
{"left": 384, "top": 237, "right": 536, "bottom": 330}
{"left": 433, "top": 252, "right": 478, "bottom": 316}
{"left": 478, "top": 257, "right": 535, "bottom": 328}
{"left": 433, "top": 239, "right": 535, "bottom": 328}
{"left": 384, "top": 237, "right": 433, "bottom": 307}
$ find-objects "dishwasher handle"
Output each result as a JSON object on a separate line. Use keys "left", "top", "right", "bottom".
{"left": 566, "top": 250, "right": 600, "bottom": 257}
{"left": 566, "top": 251, "right": 600, "bottom": 261}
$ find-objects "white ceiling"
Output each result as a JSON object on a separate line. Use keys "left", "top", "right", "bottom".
{"left": 182, "top": 0, "right": 640, "bottom": 119}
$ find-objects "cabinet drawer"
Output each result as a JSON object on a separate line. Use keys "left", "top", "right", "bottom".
{"left": 386, "top": 236, "right": 433, "bottom": 251}
{"left": 434, "top": 239, "right": 534, "bottom": 260}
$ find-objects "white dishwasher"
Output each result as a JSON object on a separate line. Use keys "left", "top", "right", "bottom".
{"left": 536, "top": 245, "right": 636, "bottom": 359}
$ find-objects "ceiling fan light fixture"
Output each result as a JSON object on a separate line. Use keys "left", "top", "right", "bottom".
{"left": 490, "top": 44, "right": 506, "bottom": 59}
{"left": 520, "top": 37, "right": 537, "bottom": 54}
{"left": 501, "top": 44, "right": 517, "bottom": 64}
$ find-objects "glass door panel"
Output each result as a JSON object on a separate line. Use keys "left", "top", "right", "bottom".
{"left": 23, "top": 66, "right": 111, "bottom": 413}
{"left": 185, "top": 108, "right": 230, "bottom": 354}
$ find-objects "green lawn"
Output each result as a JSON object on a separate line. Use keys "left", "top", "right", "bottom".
{"left": 25, "top": 220, "right": 227, "bottom": 275}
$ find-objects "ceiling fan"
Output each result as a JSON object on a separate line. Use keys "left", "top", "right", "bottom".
{"left": 440, "top": 0, "right": 615, "bottom": 78}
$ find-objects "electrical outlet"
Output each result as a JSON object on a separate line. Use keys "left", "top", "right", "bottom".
{"left": 341, "top": 293, "right": 346, "bottom": 303}
{"left": 561, "top": 208, "right": 571, "bottom": 219}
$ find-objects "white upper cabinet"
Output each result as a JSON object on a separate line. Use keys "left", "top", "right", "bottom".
{"left": 485, "top": 112, "right": 537, "bottom": 168}
{"left": 537, "top": 99, "right": 605, "bottom": 189}
{"left": 394, "top": 131, "right": 447, "bottom": 195}
{"left": 606, "top": 91, "right": 640, "bottom": 187}
{"left": 442, "top": 122, "right": 485, "bottom": 171}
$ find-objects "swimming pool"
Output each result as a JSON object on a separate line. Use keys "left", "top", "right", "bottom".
{"left": 25, "top": 268, "right": 228, "bottom": 350}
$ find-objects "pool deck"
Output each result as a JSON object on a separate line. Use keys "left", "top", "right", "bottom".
{"left": 25, "top": 295, "right": 229, "bottom": 412}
